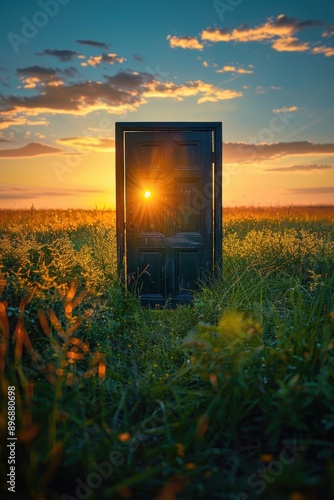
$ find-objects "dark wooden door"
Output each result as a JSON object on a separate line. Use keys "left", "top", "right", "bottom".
{"left": 116, "top": 123, "right": 222, "bottom": 307}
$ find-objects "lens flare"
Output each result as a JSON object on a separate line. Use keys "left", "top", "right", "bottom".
{"left": 144, "top": 190, "right": 151, "bottom": 199}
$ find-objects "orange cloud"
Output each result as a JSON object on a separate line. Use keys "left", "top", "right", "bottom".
{"left": 216, "top": 65, "right": 253, "bottom": 74}
{"left": 142, "top": 80, "right": 242, "bottom": 103}
{"left": 85, "top": 53, "right": 126, "bottom": 67}
{"left": 201, "top": 14, "right": 312, "bottom": 42}
{"left": 322, "top": 28, "right": 334, "bottom": 38}
{"left": 0, "top": 116, "right": 28, "bottom": 129}
{"left": 272, "top": 106, "right": 298, "bottom": 113}
{"left": 0, "top": 80, "right": 146, "bottom": 118}
{"left": 0, "top": 72, "right": 242, "bottom": 123}
{"left": 311, "top": 45, "right": 334, "bottom": 57}
{"left": 271, "top": 36, "right": 309, "bottom": 52}
{"left": 200, "top": 14, "right": 326, "bottom": 55}
{"left": 20, "top": 76, "right": 65, "bottom": 88}
{"left": 57, "top": 136, "right": 115, "bottom": 152}
{"left": 21, "top": 77, "right": 41, "bottom": 89}
{"left": 166, "top": 35, "right": 204, "bottom": 50}
{"left": 47, "top": 80, "right": 64, "bottom": 87}
{"left": 17, "top": 65, "right": 79, "bottom": 89}
{"left": 0, "top": 116, "right": 49, "bottom": 130}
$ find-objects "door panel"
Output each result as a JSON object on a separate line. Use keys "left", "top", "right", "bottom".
{"left": 176, "top": 249, "right": 200, "bottom": 297}
{"left": 174, "top": 140, "right": 201, "bottom": 169}
{"left": 138, "top": 141, "right": 164, "bottom": 170}
{"left": 116, "top": 123, "right": 222, "bottom": 307}
{"left": 175, "top": 178, "right": 202, "bottom": 232}
{"left": 138, "top": 250, "right": 165, "bottom": 297}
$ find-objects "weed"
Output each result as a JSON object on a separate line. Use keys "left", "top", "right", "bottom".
{"left": 0, "top": 207, "right": 333, "bottom": 499}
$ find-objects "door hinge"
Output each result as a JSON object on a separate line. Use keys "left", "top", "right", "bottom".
{"left": 212, "top": 152, "right": 216, "bottom": 163}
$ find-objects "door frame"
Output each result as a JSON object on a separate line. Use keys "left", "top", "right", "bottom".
{"left": 115, "top": 122, "right": 222, "bottom": 288}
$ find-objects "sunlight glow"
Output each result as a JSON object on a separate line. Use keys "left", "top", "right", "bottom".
{"left": 144, "top": 190, "right": 152, "bottom": 199}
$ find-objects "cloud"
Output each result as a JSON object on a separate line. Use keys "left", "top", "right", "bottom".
{"left": 224, "top": 141, "right": 334, "bottom": 163}
{"left": 0, "top": 116, "right": 34, "bottom": 129}
{"left": 0, "top": 80, "right": 145, "bottom": 117}
{"left": 201, "top": 15, "right": 321, "bottom": 42}
{"left": 17, "top": 65, "right": 79, "bottom": 88}
{"left": 76, "top": 39, "right": 109, "bottom": 49}
{"left": 311, "top": 45, "right": 334, "bottom": 57}
{"left": 200, "top": 14, "right": 329, "bottom": 55}
{"left": 37, "top": 49, "right": 80, "bottom": 61}
{"left": 273, "top": 106, "right": 298, "bottom": 113}
{"left": 284, "top": 187, "right": 334, "bottom": 194}
{"left": 104, "top": 71, "right": 153, "bottom": 88}
{"left": 271, "top": 36, "right": 310, "bottom": 52}
{"left": 0, "top": 185, "right": 107, "bottom": 200}
{"left": 84, "top": 53, "right": 126, "bottom": 67}
{"left": 0, "top": 116, "right": 49, "bottom": 130}
{"left": 57, "top": 136, "right": 115, "bottom": 152}
{"left": 108, "top": 72, "right": 243, "bottom": 103}
{"left": 201, "top": 28, "right": 230, "bottom": 43}
{"left": 166, "top": 35, "right": 204, "bottom": 50}
{"left": 216, "top": 65, "right": 253, "bottom": 74}
{"left": 18, "top": 65, "right": 59, "bottom": 78}
{"left": 141, "top": 79, "right": 242, "bottom": 103}
{"left": 266, "top": 163, "right": 333, "bottom": 172}
{"left": 0, "top": 142, "right": 63, "bottom": 158}
{"left": 0, "top": 71, "right": 242, "bottom": 120}
{"left": 322, "top": 26, "right": 334, "bottom": 38}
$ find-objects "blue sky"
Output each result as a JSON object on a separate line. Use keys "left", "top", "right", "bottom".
{"left": 0, "top": 0, "right": 334, "bottom": 208}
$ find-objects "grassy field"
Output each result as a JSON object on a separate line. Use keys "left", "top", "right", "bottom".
{"left": 0, "top": 206, "right": 334, "bottom": 499}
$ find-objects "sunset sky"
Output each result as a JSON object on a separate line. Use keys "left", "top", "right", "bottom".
{"left": 0, "top": 0, "right": 334, "bottom": 209}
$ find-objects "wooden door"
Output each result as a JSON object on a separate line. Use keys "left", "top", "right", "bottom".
{"left": 116, "top": 123, "right": 222, "bottom": 307}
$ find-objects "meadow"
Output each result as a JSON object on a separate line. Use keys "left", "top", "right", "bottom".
{"left": 0, "top": 206, "right": 334, "bottom": 500}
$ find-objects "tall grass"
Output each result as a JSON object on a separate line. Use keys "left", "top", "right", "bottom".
{"left": 0, "top": 207, "right": 333, "bottom": 499}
